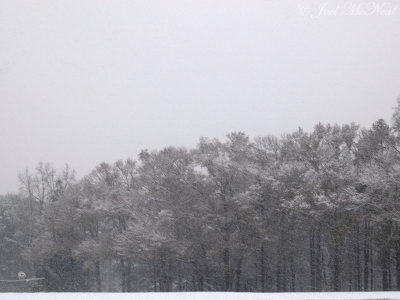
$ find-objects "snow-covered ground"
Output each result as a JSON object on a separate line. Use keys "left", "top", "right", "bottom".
{"left": 1, "top": 292, "right": 400, "bottom": 300}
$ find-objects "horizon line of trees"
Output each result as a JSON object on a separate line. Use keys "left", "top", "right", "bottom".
{"left": 2, "top": 101, "right": 400, "bottom": 292}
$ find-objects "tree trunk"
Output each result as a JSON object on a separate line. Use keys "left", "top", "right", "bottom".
{"left": 364, "top": 219, "right": 370, "bottom": 291}
{"left": 356, "top": 225, "right": 361, "bottom": 291}
{"left": 333, "top": 242, "right": 341, "bottom": 291}
{"left": 120, "top": 258, "right": 126, "bottom": 292}
{"left": 282, "top": 263, "right": 287, "bottom": 292}
{"left": 153, "top": 254, "right": 158, "bottom": 292}
{"left": 290, "top": 256, "right": 296, "bottom": 292}
{"left": 223, "top": 246, "right": 230, "bottom": 290}
{"left": 276, "top": 264, "right": 281, "bottom": 292}
{"left": 126, "top": 260, "right": 132, "bottom": 292}
{"left": 370, "top": 239, "right": 374, "bottom": 290}
{"left": 200, "top": 244, "right": 211, "bottom": 291}
{"left": 396, "top": 243, "right": 400, "bottom": 290}
{"left": 316, "top": 225, "right": 323, "bottom": 291}
{"left": 382, "top": 249, "right": 390, "bottom": 291}
{"left": 310, "top": 226, "right": 316, "bottom": 291}
{"left": 389, "top": 260, "right": 392, "bottom": 290}
{"left": 383, "top": 263, "right": 389, "bottom": 290}
{"left": 255, "top": 261, "right": 259, "bottom": 292}
{"left": 235, "top": 254, "right": 244, "bottom": 291}
{"left": 261, "top": 243, "right": 265, "bottom": 292}
{"left": 95, "top": 261, "right": 101, "bottom": 292}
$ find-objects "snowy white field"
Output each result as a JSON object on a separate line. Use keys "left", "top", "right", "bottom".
{"left": 1, "top": 292, "right": 400, "bottom": 300}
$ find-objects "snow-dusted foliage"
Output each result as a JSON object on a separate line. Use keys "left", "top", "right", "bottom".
{"left": 3, "top": 103, "right": 400, "bottom": 292}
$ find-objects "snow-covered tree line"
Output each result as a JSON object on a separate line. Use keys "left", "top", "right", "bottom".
{"left": 2, "top": 101, "right": 400, "bottom": 292}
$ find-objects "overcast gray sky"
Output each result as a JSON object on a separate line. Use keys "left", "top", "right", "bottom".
{"left": 1, "top": 0, "right": 400, "bottom": 194}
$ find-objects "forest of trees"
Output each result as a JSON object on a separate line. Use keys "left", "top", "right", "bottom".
{"left": 2, "top": 101, "right": 400, "bottom": 292}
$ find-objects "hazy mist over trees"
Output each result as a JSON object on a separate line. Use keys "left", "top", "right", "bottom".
{"left": 2, "top": 101, "right": 400, "bottom": 292}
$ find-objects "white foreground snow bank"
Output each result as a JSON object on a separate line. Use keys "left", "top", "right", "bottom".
{"left": 1, "top": 292, "right": 400, "bottom": 300}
